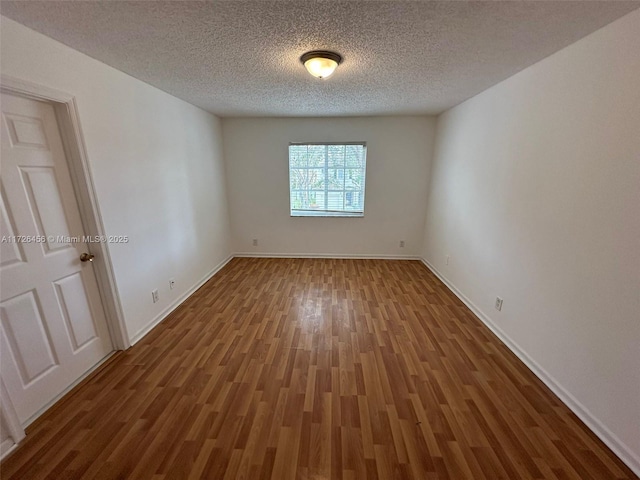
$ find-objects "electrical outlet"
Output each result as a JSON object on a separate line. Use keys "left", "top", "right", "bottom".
{"left": 446, "top": 255, "right": 450, "bottom": 265}
{"left": 252, "top": 239, "right": 258, "bottom": 247}
{"left": 399, "top": 240, "right": 405, "bottom": 248}
{"left": 169, "top": 278, "right": 175, "bottom": 290}
{"left": 152, "top": 289, "right": 159, "bottom": 303}
{"left": 495, "top": 297, "right": 503, "bottom": 311}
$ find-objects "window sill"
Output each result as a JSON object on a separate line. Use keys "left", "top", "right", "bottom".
{"left": 291, "top": 211, "right": 364, "bottom": 218}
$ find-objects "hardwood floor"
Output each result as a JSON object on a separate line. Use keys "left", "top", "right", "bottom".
{"left": 2, "top": 258, "right": 636, "bottom": 479}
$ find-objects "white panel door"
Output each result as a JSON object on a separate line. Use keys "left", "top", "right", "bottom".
{"left": 0, "top": 93, "right": 113, "bottom": 424}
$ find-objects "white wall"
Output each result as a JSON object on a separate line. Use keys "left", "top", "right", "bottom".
{"left": 223, "top": 116, "right": 435, "bottom": 257}
{"left": 422, "top": 9, "right": 640, "bottom": 473}
{"left": 1, "top": 17, "right": 233, "bottom": 343}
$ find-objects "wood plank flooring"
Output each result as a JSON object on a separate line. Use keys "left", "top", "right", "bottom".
{"left": 2, "top": 258, "right": 636, "bottom": 479}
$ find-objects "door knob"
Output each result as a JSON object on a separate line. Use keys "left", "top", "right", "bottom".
{"left": 80, "top": 253, "right": 95, "bottom": 262}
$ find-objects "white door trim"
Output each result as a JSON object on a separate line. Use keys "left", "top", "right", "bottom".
{"left": 1, "top": 74, "right": 130, "bottom": 350}
{"left": 0, "top": 378, "right": 25, "bottom": 460}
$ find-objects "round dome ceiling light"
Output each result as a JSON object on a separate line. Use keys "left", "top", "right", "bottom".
{"left": 300, "top": 50, "right": 343, "bottom": 79}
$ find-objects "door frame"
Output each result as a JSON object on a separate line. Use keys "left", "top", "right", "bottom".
{"left": 1, "top": 74, "right": 130, "bottom": 352}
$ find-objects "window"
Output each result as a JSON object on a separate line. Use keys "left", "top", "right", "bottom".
{"left": 289, "top": 143, "right": 367, "bottom": 217}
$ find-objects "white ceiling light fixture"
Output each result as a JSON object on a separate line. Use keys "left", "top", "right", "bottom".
{"left": 300, "top": 50, "right": 343, "bottom": 79}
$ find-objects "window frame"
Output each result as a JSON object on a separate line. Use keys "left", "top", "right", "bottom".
{"left": 288, "top": 142, "right": 367, "bottom": 218}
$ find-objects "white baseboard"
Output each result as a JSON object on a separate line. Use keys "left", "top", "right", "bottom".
{"left": 234, "top": 252, "right": 421, "bottom": 260}
{"left": 129, "top": 254, "right": 234, "bottom": 345}
{"left": 1, "top": 439, "right": 19, "bottom": 462}
{"left": 420, "top": 258, "right": 640, "bottom": 477}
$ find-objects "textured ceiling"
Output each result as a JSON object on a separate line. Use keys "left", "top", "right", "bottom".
{"left": 2, "top": 1, "right": 639, "bottom": 117}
